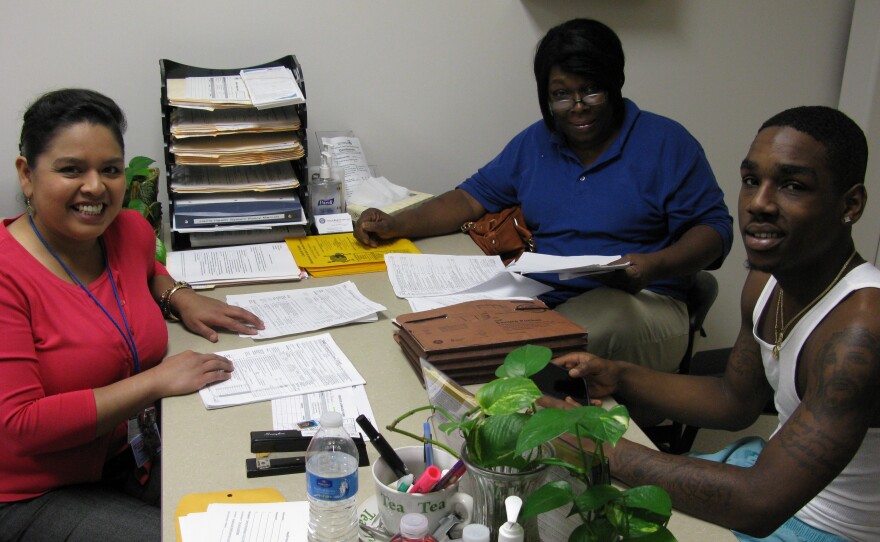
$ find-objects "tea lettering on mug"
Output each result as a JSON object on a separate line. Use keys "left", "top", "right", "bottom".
{"left": 419, "top": 501, "right": 446, "bottom": 513}
{"left": 382, "top": 494, "right": 406, "bottom": 513}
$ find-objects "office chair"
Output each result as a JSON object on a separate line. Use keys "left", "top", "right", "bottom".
{"left": 643, "top": 271, "right": 718, "bottom": 454}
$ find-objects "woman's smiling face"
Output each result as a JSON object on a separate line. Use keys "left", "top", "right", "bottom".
{"left": 17, "top": 121, "right": 125, "bottom": 247}
{"left": 547, "top": 66, "right": 616, "bottom": 156}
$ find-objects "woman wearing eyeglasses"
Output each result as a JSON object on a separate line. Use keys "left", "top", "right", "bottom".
{"left": 355, "top": 18, "right": 732, "bottom": 374}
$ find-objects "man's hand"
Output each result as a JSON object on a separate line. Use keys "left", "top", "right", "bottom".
{"left": 353, "top": 208, "right": 399, "bottom": 247}
{"left": 550, "top": 351, "right": 622, "bottom": 400}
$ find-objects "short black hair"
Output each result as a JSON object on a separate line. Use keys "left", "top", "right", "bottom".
{"left": 760, "top": 106, "right": 867, "bottom": 192}
{"left": 19, "top": 88, "right": 126, "bottom": 166}
{"left": 534, "top": 18, "right": 626, "bottom": 131}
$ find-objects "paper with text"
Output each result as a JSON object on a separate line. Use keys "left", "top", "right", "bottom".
{"left": 226, "top": 281, "right": 386, "bottom": 339}
{"left": 272, "top": 385, "right": 376, "bottom": 438}
{"left": 179, "top": 501, "right": 308, "bottom": 542}
{"left": 406, "top": 271, "right": 553, "bottom": 311}
{"left": 166, "top": 242, "right": 301, "bottom": 287}
{"left": 505, "top": 252, "right": 629, "bottom": 276}
{"left": 384, "top": 253, "right": 506, "bottom": 298}
{"left": 199, "top": 334, "right": 365, "bottom": 409}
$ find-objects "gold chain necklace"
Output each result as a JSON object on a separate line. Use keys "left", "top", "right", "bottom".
{"left": 773, "top": 247, "right": 857, "bottom": 358}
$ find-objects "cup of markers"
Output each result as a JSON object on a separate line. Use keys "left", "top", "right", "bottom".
{"left": 371, "top": 445, "right": 473, "bottom": 535}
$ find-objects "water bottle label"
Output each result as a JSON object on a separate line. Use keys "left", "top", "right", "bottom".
{"left": 307, "top": 471, "right": 358, "bottom": 501}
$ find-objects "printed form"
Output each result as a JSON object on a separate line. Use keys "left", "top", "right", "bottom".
{"left": 179, "top": 501, "right": 308, "bottom": 542}
{"left": 226, "top": 281, "right": 386, "bottom": 339}
{"left": 199, "top": 333, "right": 365, "bottom": 409}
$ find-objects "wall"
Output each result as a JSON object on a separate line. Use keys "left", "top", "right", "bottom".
{"left": 0, "top": 0, "right": 866, "bottom": 349}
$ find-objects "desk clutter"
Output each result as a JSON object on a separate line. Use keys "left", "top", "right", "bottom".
{"left": 160, "top": 56, "right": 309, "bottom": 251}
{"left": 393, "top": 299, "right": 588, "bottom": 385}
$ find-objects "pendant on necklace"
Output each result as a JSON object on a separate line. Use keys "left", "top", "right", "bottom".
{"left": 772, "top": 344, "right": 779, "bottom": 359}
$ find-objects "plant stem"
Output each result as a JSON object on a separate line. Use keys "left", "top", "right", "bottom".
{"left": 386, "top": 404, "right": 459, "bottom": 458}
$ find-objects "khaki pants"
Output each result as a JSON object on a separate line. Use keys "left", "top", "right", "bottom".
{"left": 555, "top": 287, "right": 688, "bottom": 373}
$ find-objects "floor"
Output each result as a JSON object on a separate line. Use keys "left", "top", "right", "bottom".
{"left": 689, "top": 413, "right": 778, "bottom": 454}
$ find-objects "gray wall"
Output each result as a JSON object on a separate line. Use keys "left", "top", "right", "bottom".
{"left": 2, "top": 0, "right": 874, "bottom": 351}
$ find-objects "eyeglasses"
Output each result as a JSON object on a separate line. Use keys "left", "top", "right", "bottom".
{"left": 549, "top": 90, "right": 607, "bottom": 113}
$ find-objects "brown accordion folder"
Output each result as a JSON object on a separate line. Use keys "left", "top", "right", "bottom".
{"left": 393, "top": 299, "right": 587, "bottom": 385}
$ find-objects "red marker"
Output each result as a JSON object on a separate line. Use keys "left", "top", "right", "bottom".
{"left": 408, "top": 465, "right": 442, "bottom": 493}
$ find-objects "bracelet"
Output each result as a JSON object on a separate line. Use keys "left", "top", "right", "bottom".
{"left": 160, "top": 280, "right": 192, "bottom": 321}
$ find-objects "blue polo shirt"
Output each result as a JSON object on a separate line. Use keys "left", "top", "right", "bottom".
{"left": 458, "top": 99, "right": 733, "bottom": 306}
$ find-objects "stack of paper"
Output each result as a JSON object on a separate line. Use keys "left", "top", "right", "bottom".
{"left": 171, "top": 163, "right": 300, "bottom": 194}
{"left": 170, "top": 132, "right": 305, "bottom": 166}
{"left": 165, "top": 242, "right": 303, "bottom": 288}
{"left": 166, "top": 76, "right": 253, "bottom": 110}
{"left": 226, "top": 281, "right": 386, "bottom": 339}
{"left": 239, "top": 66, "right": 306, "bottom": 109}
{"left": 285, "top": 233, "right": 421, "bottom": 277}
{"left": 199, "top": 334, "right": 365, "bottom": 409}
{"left": 170, "top": 107, "right": 301, "bottom": 138}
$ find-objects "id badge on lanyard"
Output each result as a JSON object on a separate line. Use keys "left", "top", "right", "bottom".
{"left": 128, "top": 406, "right": 161, "bottom": 468}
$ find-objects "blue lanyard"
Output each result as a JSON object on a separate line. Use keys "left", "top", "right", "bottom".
{"left": 29, "top": 217, "right": 142, "bottom": 374}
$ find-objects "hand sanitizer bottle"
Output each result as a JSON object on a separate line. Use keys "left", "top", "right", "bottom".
{"left": 310, "top": 151, "right": 345, "bottom": 219}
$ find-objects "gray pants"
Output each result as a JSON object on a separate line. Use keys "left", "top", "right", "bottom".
{"left": 0, "top": 457, "right": 160, "bottom": 542}
{"left": 555, "top": 287, "right": 688, "bottom": 373}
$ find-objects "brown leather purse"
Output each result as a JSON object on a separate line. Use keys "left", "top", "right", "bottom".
{"left": 461, "top": 206, "right": 535, "bottom": 264}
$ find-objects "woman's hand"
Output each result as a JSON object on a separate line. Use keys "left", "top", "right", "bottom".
{"left": 593, "top": 253, "right": 657, "bottom": 294}
{"left": 172, "top": 289, "right": 264, "bottom": 342}
{"left": 149, "top": 350, "right": 235, "bottom": 397}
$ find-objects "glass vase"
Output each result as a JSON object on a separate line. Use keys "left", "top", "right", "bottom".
{"left": 460, "top": 443, "right": 553, "bottom": 542}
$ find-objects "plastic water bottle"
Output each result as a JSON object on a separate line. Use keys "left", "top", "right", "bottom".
{"left": 306, "top": 411, "right": 359, "bottom": 542}
{"left": 389, "top": 513, "right": 438, "bottom": 542}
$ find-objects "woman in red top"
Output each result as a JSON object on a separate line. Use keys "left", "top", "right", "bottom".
{"left": 0, "top": 88, "right": 264, "bottom": 541}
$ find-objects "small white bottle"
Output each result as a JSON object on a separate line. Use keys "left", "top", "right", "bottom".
{"left": 310, "top": 151, "right": 345, "bottom": 218}
{"left": 497, "top": 496, "right": 525, "bottom": 542}
{"left": 461, "top": 523, "right": 491, "bottom": 542}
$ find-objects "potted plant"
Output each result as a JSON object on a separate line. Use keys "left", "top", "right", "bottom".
{"left": 388, "top": 344, "right": 676, "bottom": 542}
{"left": 124, "top": 155, "right": 166, "bottom": 264}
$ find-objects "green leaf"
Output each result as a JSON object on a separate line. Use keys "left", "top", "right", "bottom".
{"left": 621, "top": 486, "right": 672, "bottom": 517}
{"left": 125, "top": 156, "right": 156, "bottom": 185}
{"left": 575, "top": 404, "right": 630, "bottom": 444}
{"left": 574, "top": 484, "right": 622, "bottom": 512}
{"left": 495, "top": 344, "right": 552, "bottom": 378}
{"left": 568, "top": 523, "right": 599, "bottom": 542}
{"left": 155, "top": 237, "right": 167, "bottom": 265}
{"left": 623, "top": 523, "right": 677, "bottom": 541}
{"left": 469, "top": 412, "right": 530, "bottom": 468}
{"left": 139, "top": 179, "right": 157, "bottom": 202}
{"left": 521, "top": 480, "right": 574, "bottom": 518}
{"left": 516, "top": 407, "right": 580, "bottom": 454}
{"left": 126, "top": 198, "right": 148, "bottom": 216}
{"left": 476, "top": 377, "right": 542, "bottom": 416}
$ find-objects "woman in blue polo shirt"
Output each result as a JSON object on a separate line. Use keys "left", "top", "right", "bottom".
{"left": 355, "top": 18, "right": 733, "bottom": 373}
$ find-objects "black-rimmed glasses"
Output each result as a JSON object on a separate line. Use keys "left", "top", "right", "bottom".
{"left": 549, "top": 90, "right": 607, "bottom": 113}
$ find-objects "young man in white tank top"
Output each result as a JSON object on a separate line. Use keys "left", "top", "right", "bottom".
{"left": 542, "top": 106, "right": 879, "bottom": 541}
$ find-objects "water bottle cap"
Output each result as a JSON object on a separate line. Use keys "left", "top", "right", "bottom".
{"left": 461, "top": 523, "right": 491, "bottom": 542}
{"left": 319, "top": 411, "right": 343, "bottom": 428}
{"left": 399, "top": 512, "right": 429, "bottom": 537}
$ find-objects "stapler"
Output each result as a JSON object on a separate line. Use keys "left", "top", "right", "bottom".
{"left": 245, "top": 429, "right": 370, "bottom": 477}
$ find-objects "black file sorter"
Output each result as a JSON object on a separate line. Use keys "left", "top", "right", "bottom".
{"left": 159, "top": 55, "right": 308, "bottom": 250}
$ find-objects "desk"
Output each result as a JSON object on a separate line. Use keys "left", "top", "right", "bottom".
{"left": 161, "top": 233, "right": 733, "bottom": 542}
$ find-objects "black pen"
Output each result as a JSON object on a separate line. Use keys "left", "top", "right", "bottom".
{"left": 356, "top": 414, "right": 410, "bottom": 479}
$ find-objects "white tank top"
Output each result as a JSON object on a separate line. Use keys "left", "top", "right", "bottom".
{"left": 752, "top": 263, "right": 880, "bottom": 541}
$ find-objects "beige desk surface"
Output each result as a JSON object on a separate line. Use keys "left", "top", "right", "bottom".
{"left": 161, "top": 233, "right": 733, "bottom": 542}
